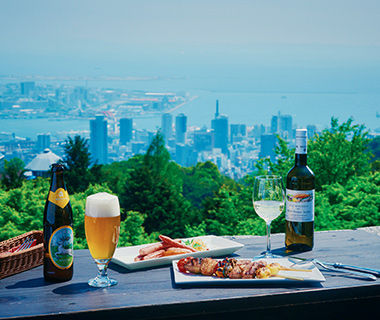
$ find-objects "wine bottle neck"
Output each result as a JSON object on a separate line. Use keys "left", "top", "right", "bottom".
{"left": 295, "top": 153, "right": 307, "bottom": 166}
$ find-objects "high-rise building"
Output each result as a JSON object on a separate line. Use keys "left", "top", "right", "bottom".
{"left": 271, "top": 113, "right": 293, "bottom": 139}
{"left": 279, "top": 115, "right": 293, "bottom": 139}
{"left": 211, "top": 101, "right": 228, "bottom": 154}
{"left": 259, "top": 134, "right": 277, "bottom": 162}
{"left": 90, "top": 115, "right": 108, "bottom": 164}
{"left": 306, "top": 124, "right": 317, "bottom": 138}
{"left": 73, "top": 86, "right": 88, "bottom": 102}
{"left": 175, "top": 143, "right": 197, "bottom": 167}
{"left": 37, "top": 133, "right": 51, "bottom": 152}
{"left": 120, "top": 118, "right": 133, "bottom": 145}
{"left": 175, "top": 113, "right": 187, "bottom": 144}
{"left": 132, "top": 141, "right": 146, "bottom": 155}
{"left": 215, "top": 100, "right": 220, "bottom": 118}
{"left": 271, "top": 115, "right": 279, "bottom": 133}
{"left": 194, "top": 130, "right": 214, "bottom": 152}
{"left": 20, "top": 81, "right": 35, "bottom": 95}
{"left": 161, "top": 113, "right": 173, "bottom": 145}
{"left": 230, "top": 124, "right": 247, "bottom": 143}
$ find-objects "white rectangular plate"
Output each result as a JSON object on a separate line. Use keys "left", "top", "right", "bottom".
{"left": 112, "top": 235, "right": 244, "bottom": 270}
{"left": 172, "top": 258, "right": 325, "bottom": 285}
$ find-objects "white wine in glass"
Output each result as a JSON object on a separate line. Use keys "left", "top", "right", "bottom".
{"left": 253, "top": 175, "right": 284, "bottom": 258}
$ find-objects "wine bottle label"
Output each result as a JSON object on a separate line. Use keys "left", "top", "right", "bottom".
{"left": 48, "top": 226, "right": 74, "bottom": 269}
{"left": 286, "top": 189, "right": 314, "bottom": 222}
{"left": 48, "top": 188, "right": 70, "bottom": 209}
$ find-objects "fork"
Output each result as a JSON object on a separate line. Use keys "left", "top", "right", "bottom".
{"left": 14, "top": 238, "right": 33, "bottom": 252}
{"left": 290, "top": 258, "right": 377, "bottom": 281}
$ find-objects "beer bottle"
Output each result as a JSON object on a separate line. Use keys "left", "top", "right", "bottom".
{"left": 43, "top": 163, "right": 74, "bottom": 281}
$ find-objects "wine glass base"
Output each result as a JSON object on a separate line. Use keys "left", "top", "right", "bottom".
{"left": 88, "top": 277, "right": 118, "bottom": 288}
{"left": 254, "top": 253, "right": 283, "bottom": 259}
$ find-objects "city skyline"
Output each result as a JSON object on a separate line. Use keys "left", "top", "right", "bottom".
{"left": 0, "top": 79, "right": 311, "bottom": 179}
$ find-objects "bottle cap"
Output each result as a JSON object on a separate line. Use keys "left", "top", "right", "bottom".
{"left": 51, "top": 163, "right": 65, "bottom": 172}
{"left": 296, "top": 128, "right": 307, "bottom": 139}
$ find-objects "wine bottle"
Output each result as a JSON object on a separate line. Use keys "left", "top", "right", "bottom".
{"left": 285, "top": 129, "right": 315, "bottom": 251}
{"left": 43, "top": 163, "right": 74, "bottom": 281}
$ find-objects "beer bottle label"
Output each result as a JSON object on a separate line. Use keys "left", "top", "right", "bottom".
{"left": 48, "top": 188, "right": 70, "bottom": 209}
{"left": 48, "top": 226, "right": 74, "bottom": 269}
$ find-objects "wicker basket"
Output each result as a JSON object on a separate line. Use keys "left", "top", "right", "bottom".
{"left": 0, "top": 230, "right": 44, "bottom": 279}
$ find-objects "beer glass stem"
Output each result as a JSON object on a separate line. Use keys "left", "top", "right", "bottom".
{"left": 88, "top": 259, "right": 117, "bottom": 287}
{"left": 96, "top": 260, "right": 109, "bottom": 280}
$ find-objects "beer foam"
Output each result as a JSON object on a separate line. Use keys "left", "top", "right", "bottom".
{"left": 85, "top": 192, "right": 120, "bottom": 218}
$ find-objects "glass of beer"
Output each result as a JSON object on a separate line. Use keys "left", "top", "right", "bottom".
{"left": 85, "top": 192, "right": 120, "bottom": 287}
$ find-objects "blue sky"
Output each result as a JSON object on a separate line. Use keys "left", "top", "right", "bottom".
{"left": 1, "top": 0, "right": 380, "bottom": 76}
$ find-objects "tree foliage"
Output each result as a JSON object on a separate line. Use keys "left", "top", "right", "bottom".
{"left": 1, "top": 158, "right": 26, "bottom": 190}
{"left": 61, "top": 135, "right": 94, "bottom": 194}
{"left": 308, "top": 117, "right": 371, "bottom": 191}
{"left": 122, "top": 132, "right": 193, "bottom": 238}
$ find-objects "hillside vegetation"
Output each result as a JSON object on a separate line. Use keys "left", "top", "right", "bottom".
{"left": 1, "top": 118, "right": 380, "bottom": 249}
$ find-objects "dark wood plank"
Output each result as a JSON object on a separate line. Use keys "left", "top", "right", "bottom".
{"left": 1, "top": 229, "right": 380, "bottom": 319}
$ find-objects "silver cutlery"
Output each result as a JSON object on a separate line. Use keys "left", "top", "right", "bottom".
{"left": 289, "top": 257, "right": 377, "bottom": 281}
{"left": 322, "top": 262, "right": 380, "bottom": 277}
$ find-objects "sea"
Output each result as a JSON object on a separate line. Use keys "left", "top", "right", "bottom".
{"left": 1, "top": 70, "right": 380, "bottom": 141}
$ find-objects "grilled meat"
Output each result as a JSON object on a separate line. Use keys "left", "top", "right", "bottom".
{"left": 200, "top": 258, "right": 218, "bottom": 276}
{"left": 184, "top": 257, "right": 202, "bottom": 274}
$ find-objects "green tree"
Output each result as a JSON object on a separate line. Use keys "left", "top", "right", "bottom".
{"left": 180, "top": 161, "right": 234, "bottom": 210}
{"left": 367, "top": 136, "right": 380, "bottom": 172}
{"left": 367, "top": 136, "right": 380, "bottom": 160}
{"left": 1, "top": 158, "right": 26, "bottom": 190}
{"left": 98, "top": 160, "right": 135, "bottom": 196}
{"left": 118, "top": 211, "right": 157, "bottom": 247}
{"left": 308, "top": 118, "right": 371, "bottom": 191}
{"left": 200, "top": 178, "right": 269, "bottom": 237}
{"left": 315, "top": 172, "right": 380, "bottom": 231}
{"left": 254, "top": 118, "right": 372, "bottom": 192}
{"left": 122, "top": 132, "right": 192, "bottom": 238}
{"left": 0, "top": 178, "right": 48, "bottom": 241}
{"left": 255, "top": 135, "right": 293, "bottom": 180}
{"left": 61, "top": 135, "right": 93, "bottom": 194}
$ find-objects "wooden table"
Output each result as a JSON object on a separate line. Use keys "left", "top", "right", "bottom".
{"left": 1, "top": 229, "right": 380, "bottom": 319}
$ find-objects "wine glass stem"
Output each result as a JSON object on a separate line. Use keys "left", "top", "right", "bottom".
{"left": 266, "top": 222, "right": 271, "bottom": 254}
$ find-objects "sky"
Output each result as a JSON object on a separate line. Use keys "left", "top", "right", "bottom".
{"left": 1, "top": 0, "right": 380, "bottom": 77}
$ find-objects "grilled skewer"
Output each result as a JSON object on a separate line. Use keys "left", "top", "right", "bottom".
{"left": 182, "top": 257, "right": 309, "bottom": 281}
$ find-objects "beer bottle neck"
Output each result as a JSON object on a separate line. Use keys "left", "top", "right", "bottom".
{"left": 50, "top": 165, "right": 67, "bottom": 191}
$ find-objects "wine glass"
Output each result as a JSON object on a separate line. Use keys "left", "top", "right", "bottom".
{"left": 252, "top": 175, "right": 284, "bottom": 258}
{"left": 85, "top": 192, "right": 121, "bottom": 287}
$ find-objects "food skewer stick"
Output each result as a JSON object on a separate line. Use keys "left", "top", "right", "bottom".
{"left": 280, "top": 267, "right": 312, "bottom": 272}
{"left": 258, "top": 264, "right": 305, "bottom": 281}
{"left": 268, "top": 262, "right": 311, "bottom": 273}
{"left": 271, "top": 274, "right": 304, "bottom": 281}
